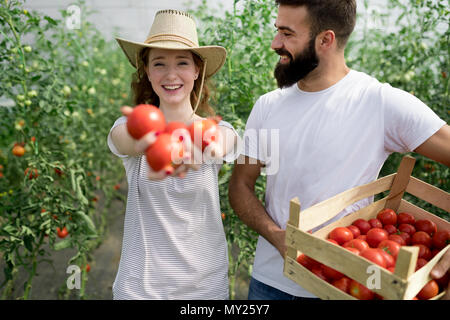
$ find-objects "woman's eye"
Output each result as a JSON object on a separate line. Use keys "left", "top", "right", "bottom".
{"left": 153, "top": 63, "right": 163, "bottom": 67}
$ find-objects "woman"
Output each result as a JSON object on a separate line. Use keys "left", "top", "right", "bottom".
{"left": 107, "top": 9, "right": 239, "bottom": 299}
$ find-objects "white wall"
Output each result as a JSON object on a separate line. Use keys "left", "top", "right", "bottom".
{"left": 24, "top": 0, "right": 390, "bottom": 43}
{"left": 24, "top": 0, "right": 235, "bottom": 42}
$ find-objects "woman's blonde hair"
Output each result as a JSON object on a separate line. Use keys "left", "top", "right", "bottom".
{"left": 131, "top": 48, "right": 215, "bottom": 117}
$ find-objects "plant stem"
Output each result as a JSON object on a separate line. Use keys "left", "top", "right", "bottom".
{"left": 22, "top": 233, "right": 44, "bottom": 299}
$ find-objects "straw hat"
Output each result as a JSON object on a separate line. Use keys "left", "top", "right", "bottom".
{"left": 115, "top": 9, "right": 227, "bottom": 78}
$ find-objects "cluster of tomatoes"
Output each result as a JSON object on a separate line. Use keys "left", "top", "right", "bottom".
{"left": 126, "top": 104, "right": 221, "bottom": 175}
{"left": 297, "top": 208, "right": 450, "bottom": 300}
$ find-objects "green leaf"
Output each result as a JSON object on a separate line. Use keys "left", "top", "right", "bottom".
{"left": 76, "top": 211, "right": 97, "bottom": 235}
{"left": 23, "top": 235, "right": 33, "bottom": 252}
{"left": 54, "top": 239, "right": 71, "bottom": 251}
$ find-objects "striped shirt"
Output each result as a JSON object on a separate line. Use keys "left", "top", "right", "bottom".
{"left": 107, "top": 116, "right": 237, "bottom": 300}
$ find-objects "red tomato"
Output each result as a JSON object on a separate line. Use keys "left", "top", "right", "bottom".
{"left": 329, "top": 227, "right": 354, "bottom": 245}
{"left": 360, "top": 248, "right": 387, "bottom": 268}
{"left": 376, "top": 208, "right": 397, "bottom": 226}
{"left": 332, "top": 276, "right": 351, "bottom": 293}
{"left": 415, "top": 258, "right": 428, "bottom": 271}
{"left": 378, "top": 249, "right": 395, "bottom": 268}
{"left": 57, "top": 226, "right": 69, "bottom": 239}
{"left": 411, "top": 231, "right": 432, "bottom": 248}
{"left": 398, "top": 231, "right": 411, "bottom": 245}
{"left": 12, "top": 144, "right": 25, "bottom": 157}
{"left": 430, "top": 248, "right": 440, "bottom": 259}
{"left": 387, "top": 266, "right": 396, "bottom": 273}
{"left": 432, "top": 230, "right": 450, "bottom": 250}
{"left": 343, "top": 239, "right": 369, "bottom": 252}
{"left": 398, "top": 223, "right": 416, "bottom": 236}
{"left": 366, "top": 228, "right": 389, "bottom": 248}
{"left": 344, "top": 247, "right": 361, "bottom": 255}
{"left": 327, "top": 238, "right": 339, "bottom": 245}
{"left": 145, "top": 133, "right": 184, "bottom": 173}
{"left": 126, "top": 104, "right": 166, "bottom": 139}
{"left": 369, "top": 218, "right": 383, "bottom": 229}
{"left": 164, "top": 121, "right": 190, "bottom": 142}
{"left": 296, "top": 254, "right": 320, "bottom": 271}
{"left": 348, "top": 280, "right": 375, "bottom": 300}
{"left": 85, "top": 264, "right": 91, "bottom": 273}
{"left": 321, "top": 264, "right": 344, "bottom": 281}
{"left": 414, "top": 244, "right": 432, "bottom": 260}
{"left": 347, "top": 225, "right": 361, "bottom": 238}
{"left": 378, "top": 240, "right": 401, "bottom": 259}
{"left": 24, "top": 167, "right": 38, "bottom": 180}
{"left": 415, "top": 219, "right": 437, "bottom": 236}
{"left": 383, "top": 224, "right": 397, "bottom": 235}
{"left": 397, "top": 212, "right": 415, "bottom": 225}
{"left": 356, "top": 234, "right": 367, "bottom": 241}
{"left": 388, "top": 234, "right": 406, "bottom": 246}
{"left": 417, "top": 280, "right": 439, "bottom": 300}
{"left": 352, "top": 219, "right": 371, "bottom": 235}
{"left": 189, "top": 118, "right": 221, "bottom": 152}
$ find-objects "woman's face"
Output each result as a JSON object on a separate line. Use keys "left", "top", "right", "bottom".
{"left": 147, "top": 48, "right": 200, "bottom": 108}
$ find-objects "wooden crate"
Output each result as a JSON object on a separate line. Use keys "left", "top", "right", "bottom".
{"left": 284, "top": 155, "right": 450, "bottom": 300}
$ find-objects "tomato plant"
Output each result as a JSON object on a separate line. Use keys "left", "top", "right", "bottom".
{"left": 0, "top": 1, "right": 130, "bottom": 299}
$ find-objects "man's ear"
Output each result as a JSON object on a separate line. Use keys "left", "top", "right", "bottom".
{"left": 317, "top": 30, "right": 336, "bottom": 50}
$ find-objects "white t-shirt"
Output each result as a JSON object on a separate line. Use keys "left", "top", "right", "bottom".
{"left": 107, "top": 116, "right": 238, "bottom": 300}
{"left": 243, "top": 69, "right": 446, "bottom": 297}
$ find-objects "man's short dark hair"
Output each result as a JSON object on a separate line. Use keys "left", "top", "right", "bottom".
{"left": 275, "top": 0, "right": 357, "bottom": 48}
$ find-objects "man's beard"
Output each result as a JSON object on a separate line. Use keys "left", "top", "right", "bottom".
{"left": 274, "top": 37, "right": 319, "bottom": 88}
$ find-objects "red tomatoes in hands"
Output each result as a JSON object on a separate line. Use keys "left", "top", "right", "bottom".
{"left": 126, "top": 104, "right": 166, "bottom": 139}
{"left": 189, "top": 117, "right": 221, "bottom": 152}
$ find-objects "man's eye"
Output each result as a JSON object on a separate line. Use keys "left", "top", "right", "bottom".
{"left": 154, "top": 63, "right": 163, "bottom": 66}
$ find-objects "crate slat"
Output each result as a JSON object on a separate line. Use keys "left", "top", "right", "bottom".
{"left": 284, "top": 256, "right": 357, "bottom": 300}
{"left": 298, "top": 174, "right": 396, "bottom": 232}
{"left": 385, "top": 155, "right": 415, "bottom": 212}
{"left": 406, "top": 176, "right": 450, "bottom": 212}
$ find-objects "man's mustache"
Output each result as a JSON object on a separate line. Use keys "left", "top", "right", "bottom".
{"left": 274, "top": 49, "right": 292, "bottom": 60}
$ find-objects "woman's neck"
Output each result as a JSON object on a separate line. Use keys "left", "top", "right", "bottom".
{"left": 159, "top": 102, "right": 203, "bottom": 123}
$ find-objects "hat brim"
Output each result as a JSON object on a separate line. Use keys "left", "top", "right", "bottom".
{"left": 115, "top": 37, "right": 227, "bottom": 78}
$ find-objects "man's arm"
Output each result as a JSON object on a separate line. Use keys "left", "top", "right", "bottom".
{"left": 414, "top": 124, "right": 450, "bottom": 167}
{"left": 228, "top": 155, "right": 287, "bottom": 257}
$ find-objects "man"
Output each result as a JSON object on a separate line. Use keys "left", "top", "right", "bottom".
{"left": 229, "top": 0, "right": 450, "bottom": 300}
